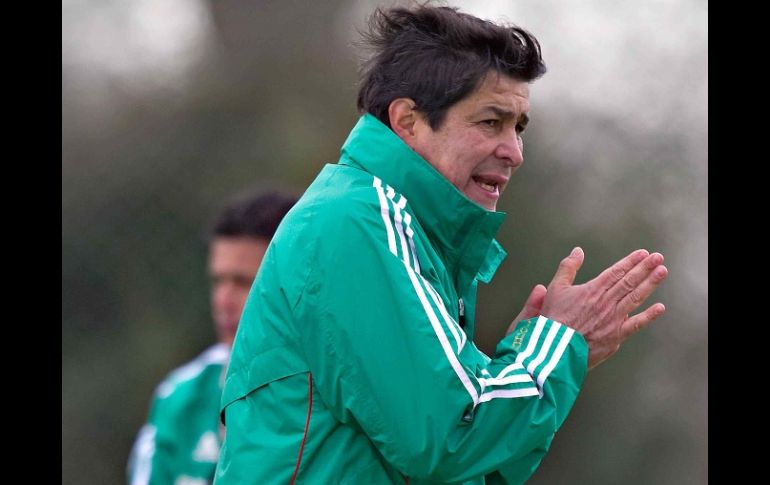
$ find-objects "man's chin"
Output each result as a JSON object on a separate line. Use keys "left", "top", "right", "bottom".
{"left": 464, "top": 186, "right": 500, "bottom": 211}
{"left": 216, "top": 324, "right": 238, "bottom": 344}
{"left": 473, "top": 198, "right": 497, "bottom": 212}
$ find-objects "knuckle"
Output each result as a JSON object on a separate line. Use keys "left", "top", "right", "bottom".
{"left": 620, "top": 276, "right": 635, "bottom": 292}
{"left": 629, "top": 289, "right": 643, "bottom": 304}
{"left": 610, "top": 265, "right": 625, "bottom": 281}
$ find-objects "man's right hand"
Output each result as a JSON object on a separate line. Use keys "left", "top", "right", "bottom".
{"left": 539, "top": 247, "right": 668, "bottom": 370}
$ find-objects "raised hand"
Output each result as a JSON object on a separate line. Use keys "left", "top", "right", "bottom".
{"left": 538, "top": 247, "right": 668, "bottom": 370}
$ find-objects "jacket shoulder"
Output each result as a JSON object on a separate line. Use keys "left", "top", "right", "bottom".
{"left": 289, "top": 165, "right": 386, "bottom": 242}
{"left": 153, "top": 344, "right": 228, "bottom": 402}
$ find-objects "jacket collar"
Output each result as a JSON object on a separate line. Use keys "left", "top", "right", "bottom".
{"left": 339, "top": 114, "right": 507, "bottom": 293}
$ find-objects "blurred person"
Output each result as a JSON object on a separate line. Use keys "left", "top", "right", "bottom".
{"left": 216, "top": 5, "right": 668, "bottom": 484}
{"left": 127, "top": 190, "right": 297, "bottom": 485}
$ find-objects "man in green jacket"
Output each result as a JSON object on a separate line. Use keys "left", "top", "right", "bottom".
{"left": 128, "top": 190, "right": 297, "bottom": 485}
{"left": 217, "top": 5, "right": 668, "bottom": 484}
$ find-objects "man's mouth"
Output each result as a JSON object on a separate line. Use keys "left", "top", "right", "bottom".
{"left": 472, "top": 175, "right": 500, "bottom": 193}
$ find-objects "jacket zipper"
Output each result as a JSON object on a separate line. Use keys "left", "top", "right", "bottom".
{"left": 458, "top": 298, "right": 465, "bottom": 329}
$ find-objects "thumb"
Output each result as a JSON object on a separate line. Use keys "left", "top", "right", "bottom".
{"left": 549, "top": 247, "right": 584, "bottom": 289}
{"left": 510, "top": 284, "right": 547, "bottom": 329}
{"left": 521, "top": 283, "right": 547, "bottom": 319}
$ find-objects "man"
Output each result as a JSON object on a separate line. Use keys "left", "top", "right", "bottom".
{"left": 127, "top": 190, "right": 297, "bottom": 485}
{"left": 216, "top": 6, "right": 668, "bottom": 484}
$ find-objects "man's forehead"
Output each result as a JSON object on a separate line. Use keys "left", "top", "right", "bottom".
{"left": 482, "top": 71, "right": 529, "bottom": 92}
{"left": 465, "top": 75, "right": 530, "bottom": 114}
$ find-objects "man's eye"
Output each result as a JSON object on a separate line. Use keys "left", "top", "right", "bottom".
{"left": 481, "top": 119, "right": 499, "bottom": 128}
{"left": 232, "top": 276, "right": 253, "bottom": 288}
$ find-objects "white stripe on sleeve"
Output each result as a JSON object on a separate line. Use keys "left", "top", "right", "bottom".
{"left": 373, "top": 177, "right": 397, "bottom": 255}
{"left": 536, "top": 326, "right": 576, "bottom": 393}
{"left": 129, "top": 424, "right": 157, "bottom": 485}
{"left": 525, "top": 321, "right": 562, "bottom": 379}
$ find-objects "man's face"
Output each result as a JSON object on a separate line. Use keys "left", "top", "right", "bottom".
{"left": 408, "top": 73, "right": 530, "bottom": 211}
{"left": 208, "top": 236, "right": 268, "bottom": 346}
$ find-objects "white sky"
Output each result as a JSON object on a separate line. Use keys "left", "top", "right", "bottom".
{"left": 62, "top": 0, "right": 217, "bottom": 96}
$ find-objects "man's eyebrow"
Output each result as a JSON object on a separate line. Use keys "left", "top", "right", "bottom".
{"left": 479, "top": 106, "right": 529, "bottom": 126}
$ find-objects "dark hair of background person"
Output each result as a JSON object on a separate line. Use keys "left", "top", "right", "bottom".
{"left": 210, "top": 190, "right": 298, "bottom": 241}
{"left": 356, "top": 5, "right": 547, "bottom": 131}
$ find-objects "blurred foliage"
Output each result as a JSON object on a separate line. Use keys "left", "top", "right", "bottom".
{"left": 63, "top": 1, "right": 706, "bottom": 484}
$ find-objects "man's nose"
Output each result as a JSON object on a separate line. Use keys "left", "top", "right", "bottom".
{"left": 495, "top": 130, "right": 524, "bottom": 167}
{"left": 214, "top": 282, "right": 237, "bottom": 307}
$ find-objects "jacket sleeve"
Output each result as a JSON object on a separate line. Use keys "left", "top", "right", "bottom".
{"left": 127, "top": 397, "right": 175, "bottom": 485}
{"left": 297, "top": 195, "right": 589, "bottom": 483}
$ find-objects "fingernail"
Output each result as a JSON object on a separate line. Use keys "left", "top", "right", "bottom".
{"left": 571, "top": 247, "right": 581, "bottom": 257}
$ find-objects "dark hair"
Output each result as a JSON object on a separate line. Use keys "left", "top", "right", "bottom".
{"left": 357, "top": 5, "right": 546, "bottom": 130}
{"left": 210, "top": 190, "right": 297, "bottom": 241}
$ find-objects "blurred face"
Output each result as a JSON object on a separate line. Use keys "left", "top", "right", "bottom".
{"left": 409, "top": 73, "right": 530, "bottom": 211}
{"left": 208, "top": 236, "right": 268, "bottom": 346}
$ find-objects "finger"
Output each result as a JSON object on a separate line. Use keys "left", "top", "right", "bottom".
{"left": 620, "top": 302, "right": 666, "bottom": 339}
{"left": 521, "top": 284, "right": 547, "bottom": 320}
{"left": 617, "top": 264, "right": 668, "bottom": 315}
{"left": 548, "top": 247, "right": 584, "bottom": 289}
{"left": 508, "top": 284, "right": 547, "bottom": 334}
{"left": 607, "top": 252, "right": 664, "bottom": 302}
{"left": 593, "top": 249, "right": 649, "bottom": 291}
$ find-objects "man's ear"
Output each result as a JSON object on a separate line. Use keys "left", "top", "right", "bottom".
{"left": 388, "top": 98, "right": 420, "bottom": 142}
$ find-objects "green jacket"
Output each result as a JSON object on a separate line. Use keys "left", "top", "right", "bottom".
{"left": 216, "top": 114, "right": 588, "bottom": 484}
{"left": 129, "top": 344, "right": 229, "bottom": 485}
